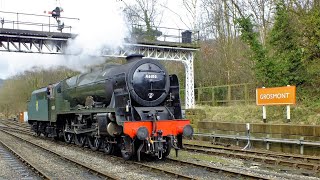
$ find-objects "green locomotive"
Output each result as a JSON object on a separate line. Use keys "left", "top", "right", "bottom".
{"left": 28, "top": 54, "right": 193, "bottom": 161}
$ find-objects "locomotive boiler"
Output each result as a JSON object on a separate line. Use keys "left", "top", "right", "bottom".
{"left": 27, "top": 54, "right": 193, "bottom": 161}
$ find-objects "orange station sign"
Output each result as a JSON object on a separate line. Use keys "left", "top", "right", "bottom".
{"left": 256, "top": 86, "right": 296, "bottom": 105}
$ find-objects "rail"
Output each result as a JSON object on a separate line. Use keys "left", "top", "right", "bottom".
{"left": 6, "top": 120, "right": 308, "bottom": 178}
{"left": 167, "top": 158, "right": 270, "bottom": 179}
{"left": 1, "top": 129, "right": 119, "bottom": 180}
{"left": 193, "top": 133, "right": 320, "bottom": 155}
{"left": 3, "top": 124, "right": 269, "bottom": 179}
{"left": 0, "top": 132, "right": 52, "bottom": 179}
{"left": 1, "top": 125, "right": 195, "bottom": 179}
{"left": 182, "top": 143, "right": 320, "bottom": 173}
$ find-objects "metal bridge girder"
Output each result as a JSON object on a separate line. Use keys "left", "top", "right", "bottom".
{"left": 0, "top": 40, "right": 65, "bottom": 54}
{"left": 0, "top": 33, "right": 197, "bottom": 108}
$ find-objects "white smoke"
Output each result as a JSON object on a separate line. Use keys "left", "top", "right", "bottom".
{"left": 64, "top": 0, "right": 127, "bottom": 57}
{"left": 0, "top": 0, "right": 128, "bottom": 78}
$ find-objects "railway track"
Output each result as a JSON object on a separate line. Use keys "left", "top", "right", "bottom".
{"left": 0, "top": 137, "right": 51, "bottom": 179}
{"left": 69, "top": 143, "right": 267, "bottom": 179}
{"left": 0, "top": 120, "right": 32, "bottom": 133}
{"left": 4, "top": 123, "right": 319, "bottom": 178}
{"left": 166, "top": 158, "right": 270, "bottom": 180}
{"left": 2, "top": 124, "right": 272, "bottom": 180}
{"left": 5, "top": 120, "right": 317, "bottom": 179}
{"left": 0, "top": 119, "right": 30, "bottom": 128}
{"left": 3, "top": 127, "right": 210, "bottom": 179}
{"left": 183, "top": 142, "right": 320, "bottom": 173}
{"left": 1, "top": 127, "right": 198, "bottom": 179}
{"left": 0, "top": 129, "right": 119, "bottom": 180}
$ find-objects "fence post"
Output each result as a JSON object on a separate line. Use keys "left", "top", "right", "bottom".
{"left": 197, "top": 88, "right": 201, "bottom": 104}
{"left": 244, "top": 84, "right": 249, "bottom": 104}
{"left": 211, "top": 87, "right": 215, "bottom": 106}
{"left": 227, "top": 85, "right": 231, "bottom": 106}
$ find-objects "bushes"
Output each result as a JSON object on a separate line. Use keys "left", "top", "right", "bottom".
{"left": 0, "top": 66, "right": 79, "bottom": 118}
{"left": 237, "top": 3, "right": 320, "bottom": 106}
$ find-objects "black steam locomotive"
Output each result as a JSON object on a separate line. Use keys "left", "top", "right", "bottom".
{"left": 28, "top": 54, "right": 193, "bottom": 161}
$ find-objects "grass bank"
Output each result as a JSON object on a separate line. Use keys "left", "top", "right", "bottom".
{"left": 196, "top": 105, "right": 320, "bottom": 125}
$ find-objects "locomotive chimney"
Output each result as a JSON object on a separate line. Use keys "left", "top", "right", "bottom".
{"left": 126, "top": 54, "right": 144, "bottom": 62}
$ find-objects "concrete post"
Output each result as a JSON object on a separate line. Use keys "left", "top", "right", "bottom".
{"left": 236, "top": 133, "right": 240, "bottom": 146}
{"left": 300, "top": 137, "right": 304, "bottom": 155}
{"left": 266, "top": 134, "right": 270, "bottom": 150}
{"left": 212, "top": 131, "right": 216, "bottom": 144}
{"left": 286, "top": 105, "right": 291, "bottom": 123}
{"left": 286, "top": 85, "right": 291, "bottom": 123}
{"left": 262, "top": 87, "right": 267, "bottom": 123}
{"left": 263, "top": 105, "right": 267, "bottom": 123}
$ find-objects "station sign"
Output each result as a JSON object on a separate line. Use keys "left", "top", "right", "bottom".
{"left": 256, "top": 86, "right": 296, "bottom": 105}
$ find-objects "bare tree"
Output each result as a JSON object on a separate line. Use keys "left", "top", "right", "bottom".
{"left": 229, "top": 0, "right": 275, "bottom": 45}
{"left": 0, "top": 66, "right": 79, "bottom": 117}
{"left": 121, "top": 0, "right": 167, "bottom": 40}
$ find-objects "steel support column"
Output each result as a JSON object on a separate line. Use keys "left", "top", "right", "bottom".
{"left": 183, "top": 52, "right": 195, "bottom": 109}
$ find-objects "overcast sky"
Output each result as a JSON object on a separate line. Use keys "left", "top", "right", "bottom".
{"left": 0, "top": 0, "right": 191, "bottom": 79}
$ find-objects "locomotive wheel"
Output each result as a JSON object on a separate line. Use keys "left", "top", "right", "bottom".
{"left": 63, "top": 122, "right": 73, "bottom": 144}
{"left": 44, "top": 132, "right": 49, "bottom": 138}
{"left": 64, "top": 132, "right": 74, "bottom": 144}
{"left": 35, "top": 123, "right": 41, "bottom": 136}
{"left": 54, "top": 129, "right": 63, "bottom": 141}
{"left": 121, "top": 136, "right": 134, "bottom": 160}
{"left": 88, "top": 136, "right": 101, "bottom": 151}
{"left": 75, "top": 134, "right": 86, "bottom": 147}
{"left": 103, "top": 141, "right": 114, "bottom": 155}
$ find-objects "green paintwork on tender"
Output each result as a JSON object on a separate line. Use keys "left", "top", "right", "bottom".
{"left": 27, "top": 87, "right": 49, "bottom": 121}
